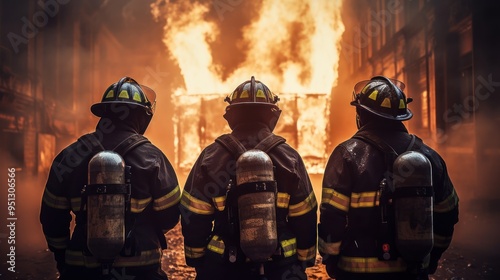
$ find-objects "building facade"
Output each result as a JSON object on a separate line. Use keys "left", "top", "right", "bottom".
{"left": 332, "top": 0, "right": 500, "bottom": 204}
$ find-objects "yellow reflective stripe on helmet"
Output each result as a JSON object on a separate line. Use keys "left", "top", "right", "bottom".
{"left": 207, "top": 235, "right": 225, "bottom": 255}
{"left": 276, "top": 192, "right": 290, "bottom": 208}
{"left": 42, "top": 189, "right": 70, "bottom": 210}
{"left": 318, "top": 237, "right": 341, "bottom": 255}
{"left": 434, "top": 189, "right": 458, "bottom": 213}
{"left": 181, "top": 191, "right": 214, "bottom": 215}
{"left": 130, "top": 197, "right": 152, "bottom": 213}
{"left": 185, "top": 245, "right": 206, "bottom": 259}
{"left": 153, "top": 185, "right": 181, "bottom": 211}
{"left": 434, "top": 233, "right": 453, "bottom": 248}
{"left": 240, "top": 90, "right": 249, "bottom": 98}
{"left": 350, "top": 191, "right": 380, "bottom": 208}
{"left": 368, "top": 89, "right": 378, "bottom": 100}
{"left": 105, "top": 90, "right": 114, "bottom": 99}
{"left": 338, "top": 256, "right": 407, "bottom": 273}
{"left": 45, "top": 235, "right": 69, "bottom": 250}
{"left": 66, "top": 249, "right": 161, "bottom": 267}
{"left": 118, "top": 90, "right": 129, "bottom": 99}
{"left": 212, "top": 196, "right": 226, "bottom": 211}
{"left": 71, "top": 197, "right": 82, "bottom": 211}
{"left": 399, "top": 99, "right": 406, "bottom": 109}
{"left": 321, "top": 188, "right": 350, "bottom": 212}
{"left": 297, "top": 245, "right": 316, "bottom": 262}
{"left": 289, "top": 192, "right": 317, "bottom": 217}
{"left": 381, "top": 97, "right": 392, "bottom": 108}
{"left": 281, "top": 238, "right": 297, "bottom": 258}
{"left": 256, "top": 89, "right": 265, "bottom": 98}
{"left": 132, "top": 91, "right": 142, "bottom": 102}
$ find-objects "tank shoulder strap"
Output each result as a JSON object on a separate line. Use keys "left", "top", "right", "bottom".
{"left": 253, "top": 134, "right": 286, "bottom": 153}
{"left": 77, "top": 133, "right": 105, "bottom": 154}
{"left": 352, "top": 130, "right": 398, "bottom": 166}
{"left": 215, "top": 134, "right": 286, "bottom": 159}
{"left": 215, "top": 134, "right": 247, "bottom": 159}
{"left": 406, "top": 134, "right": 419, "bottom": 151}
{"left": 112, "top": 134, "right": 151, "bottom": 157}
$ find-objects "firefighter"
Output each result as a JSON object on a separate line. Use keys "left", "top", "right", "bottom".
{"left": 180, "top": 76, "right": 318, "bottom": 280}
{"left": 40, "top": 77, "right": 181, "bottom": 280}
{"left": 318, "top": 76, "right": 459, "bottom": 280}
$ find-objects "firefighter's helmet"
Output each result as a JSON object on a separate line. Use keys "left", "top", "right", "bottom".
{"left": 351, "top": 76, "right": 413, "bottom": 121}
{"left": 225, "top": 76, "right": 279, "bottom": 108}
{"left": 223, "top": 76, "right": 281, "bottom": 130}
{"left": 91, "top": 77, "right": 156, "bottom": 117}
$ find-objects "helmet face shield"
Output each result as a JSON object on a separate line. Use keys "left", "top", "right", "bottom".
{"left": 140, "top": 84, "right": 157, "bottom": 115}
{"left": 351, "top": 76, "right": 412, "bottom": 121}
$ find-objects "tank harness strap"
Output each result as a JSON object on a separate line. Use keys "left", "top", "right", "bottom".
{"left": 406, "top": 134, "right": 417, "bottom": 151}
{"left": 352, "top": 131, "right": 401, "bottom": 261}
{"left": 253, "top": 134, "right": 286, "bottom": 153}
{"left": 352, "top": 131, "right": 399, "bottom": 167}
{"left": 77, "top": 133, "right": 105, "bottom": 213}
{"left": 215, "top": 134, "right": 248, "bottom": 158}
{"left": 112, "top": 134, "right": 151, "bottom": 156}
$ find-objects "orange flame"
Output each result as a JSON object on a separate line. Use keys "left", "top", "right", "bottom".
{"left": 151, "top": 0, "right": 345, "bottom": 175}
{"left": 151, "top": 0, "right": 344, "bottom": 95}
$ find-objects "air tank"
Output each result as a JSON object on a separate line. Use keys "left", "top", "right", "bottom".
{"left": 393, "top": 151, "right": 434, "bottom": 262}
{"left": 86, "top": 151, "right": 127, "bottom": 263}
{"left": 236, "top": 149, "right": 278, "bottom": 262}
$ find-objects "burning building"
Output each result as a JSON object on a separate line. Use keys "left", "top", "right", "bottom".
{"left": 151, "top": 0, "right": 345, "bottom": 175}
{"left": 333, "top": 0, "right": 500, "bottom": 207}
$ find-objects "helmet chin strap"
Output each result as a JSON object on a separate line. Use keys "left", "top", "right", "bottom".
{"left": 356, "top": 113, "right": 361, "bottom": 129}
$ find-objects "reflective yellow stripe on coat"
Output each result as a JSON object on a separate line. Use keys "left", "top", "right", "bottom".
{"left": 350, "top": 191, "right": 380, "bottom": 208}
{"left": 185, "top": 245, "right": 205, "bottom": 259}
{"left": 130, "top": 197, "right": 152, "bottom": 213}
{"left": 297, "top": 245, "right": 316, "bottom": 262}
{"left": 42, "top": 189, "right": 70, "bottom": 210}
{"left": 318, "top": 237, "right": 341, "bottom": 255}
{"left": 181, "top": 191, "right": 214, "bottom": 215}
{"left": 212, "top": 196, "right": 226, "bottom": 211}
{"left": 434, "top": 189, "right": 458, "bottom": 213}
{"left": 289, "top": 192, "right": 317, "bottom": 217}
{"left": 45, "top": 236, "right": 69, "bottom": 250}
{"left": 153, "top": 185, "right": 181, "bottom": 211}
{"left": 207, "top": 235, "right": 225, "bottom": 254}
{"left": 321, "top": 188, "right": 350, "bottom": 212}
{"left": 280, "top": 238, "right": 297, "bottom": 258}
{"left": 276, "top": 192, "right": 290, "bottom": 209}
{"left": 338, "top": 256, "right": 407, "bottom": 273}
{"left": 65, "top": 249, "right": 162, "bottom": 268}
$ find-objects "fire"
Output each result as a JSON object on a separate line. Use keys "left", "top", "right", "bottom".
{"left": 151, "top": 0, "right": 344, "bottom": 94}
{"left": 151, "top": 0, "right": 345, "bottom": 173}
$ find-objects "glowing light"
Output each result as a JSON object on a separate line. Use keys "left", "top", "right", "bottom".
{"left": 151, "top": 0, "right": 344, "bottom": 95}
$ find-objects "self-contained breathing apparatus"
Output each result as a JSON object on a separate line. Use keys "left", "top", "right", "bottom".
{"left": 353, "top": 132, "right": 434, "bottom": 277}
{"left": 215, "top": 133, "right": 286, "bottom": 278}
{"left": 78, "top": 133, "right": 151, "bottom": 275}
